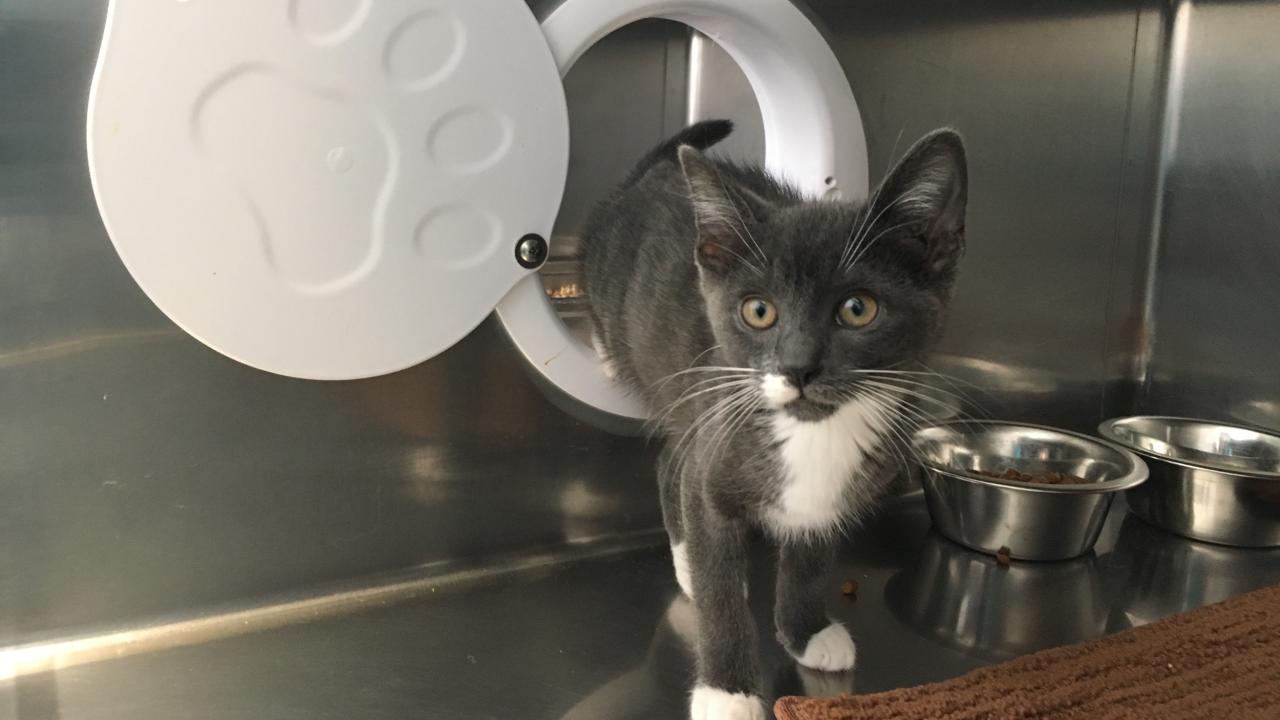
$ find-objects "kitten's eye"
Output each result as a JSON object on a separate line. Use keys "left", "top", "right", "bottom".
{"left": 740, "top": 297, "right": 778, "bottom": 330}
{"left": 837, "top": 294, "right": 879, "bottom": 328}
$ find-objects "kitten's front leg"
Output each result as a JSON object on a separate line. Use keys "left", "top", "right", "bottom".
{"left": 775, "top": 538, "right": 857, "bottom": 672}
{"left": 685, "top": 497, "right": 765, "bottom": 720}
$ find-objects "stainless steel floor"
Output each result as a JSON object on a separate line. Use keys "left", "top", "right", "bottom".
{"left": 4, "top": 495, "right": 1279, "bottom": 720}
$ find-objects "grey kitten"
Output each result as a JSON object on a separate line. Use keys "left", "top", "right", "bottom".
{"left": 582, "top": 120, "right": 967, "bottom": 720}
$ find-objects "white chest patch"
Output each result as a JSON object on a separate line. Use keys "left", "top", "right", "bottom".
{"left": 765, "top": 397, "right": 887, "bottom": 539}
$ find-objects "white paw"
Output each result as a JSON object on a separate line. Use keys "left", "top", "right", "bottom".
{"left": 689, "top": 686, "right": 766, "bottom": 720}
{"left": 793, "top": 623, "right": 857, "bottom": 672}
{"left": 672, "top": 542, "right": 694, "bottom": 598}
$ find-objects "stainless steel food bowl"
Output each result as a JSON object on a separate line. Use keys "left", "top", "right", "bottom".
{"left": 1098, "top": 416, "right": 1280, "bottom": 547}
{"left": 913, "top": 421, "right": 1149, "bottom": 561}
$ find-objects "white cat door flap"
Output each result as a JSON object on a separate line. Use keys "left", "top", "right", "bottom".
{"left": 88, "top": 0, "right": 867, "bottom": 421}
{"left": 89, "top": 0, "right": 569, "bottom": 380}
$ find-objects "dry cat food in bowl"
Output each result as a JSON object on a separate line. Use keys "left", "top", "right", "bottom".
{"left": 975, "top": 468, "right": 1091, "bottom": 485}
{"left": 1098, "top": 416, "right": 1280, "bottom": 547}
{"left": 913, "top": 420, "right": 1149, "bottom": 561}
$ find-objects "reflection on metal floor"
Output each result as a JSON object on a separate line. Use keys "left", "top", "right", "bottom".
{"left": 4, "top": 496, "right": 1279, "bottom": 720}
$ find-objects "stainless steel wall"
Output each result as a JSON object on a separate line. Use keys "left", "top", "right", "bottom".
{"left": 3, "top": 0, "right": 1277, "bottom": 647}
{"left": 1141, "top": 1, "right": 1280, "bottom": 430}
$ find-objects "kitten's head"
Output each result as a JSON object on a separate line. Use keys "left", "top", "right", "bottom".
{"left": 679, "top": 130, "right": 967, "bottom": 423}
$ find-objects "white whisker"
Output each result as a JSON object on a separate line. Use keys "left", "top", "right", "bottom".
{"left": 652, "top": 377, "right": 759, "bottom": 427}
{"left": 839, "top": 128, "right": 904, "bottom": 268}
{"left": 851, "top": 388, "right": 916, "bottom": 480}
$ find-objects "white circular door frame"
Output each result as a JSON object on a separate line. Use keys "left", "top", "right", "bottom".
{"left": 496, "top": 0, "right": 869, "bottom": 421}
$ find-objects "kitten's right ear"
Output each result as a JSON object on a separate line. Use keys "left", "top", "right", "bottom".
{"left": 678, "top": 145, "right": 765, "bottom": 273}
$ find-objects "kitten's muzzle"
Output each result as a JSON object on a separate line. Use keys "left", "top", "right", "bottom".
{"left": 782, "top": 364, "right": 823, "bottom": 391}
{"left": 783, "top": 396, "right": 840, "bottom": 422}
{"left": 762, "top": 365, "right": 827, "bottom": 408}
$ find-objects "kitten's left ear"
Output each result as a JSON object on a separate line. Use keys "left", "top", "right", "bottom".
{"left": 869, "top": 129, "right": 968, "bottom": 278}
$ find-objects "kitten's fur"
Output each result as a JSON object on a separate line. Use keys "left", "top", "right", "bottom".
{"left": 582, "top": 120, "right": 967, "bottom": 720}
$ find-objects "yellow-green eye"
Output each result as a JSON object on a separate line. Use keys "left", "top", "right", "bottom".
{"left": 740, "top": 297, "right": 778, "bottom": 330}
{"left": 837, "top": 294, "right": 879, "bottom": 328}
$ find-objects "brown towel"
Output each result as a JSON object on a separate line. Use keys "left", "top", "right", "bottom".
{"left": 775, "top": 584, "right": 1280, "bottom": 720}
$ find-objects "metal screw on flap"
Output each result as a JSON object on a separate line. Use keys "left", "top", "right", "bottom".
{"left": 515, "top": 234, "right": 548, "bottom": 269}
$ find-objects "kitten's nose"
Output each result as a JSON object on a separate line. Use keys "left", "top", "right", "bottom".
{"left": 782, "top": 365, "right": 822, "bottom": 390}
